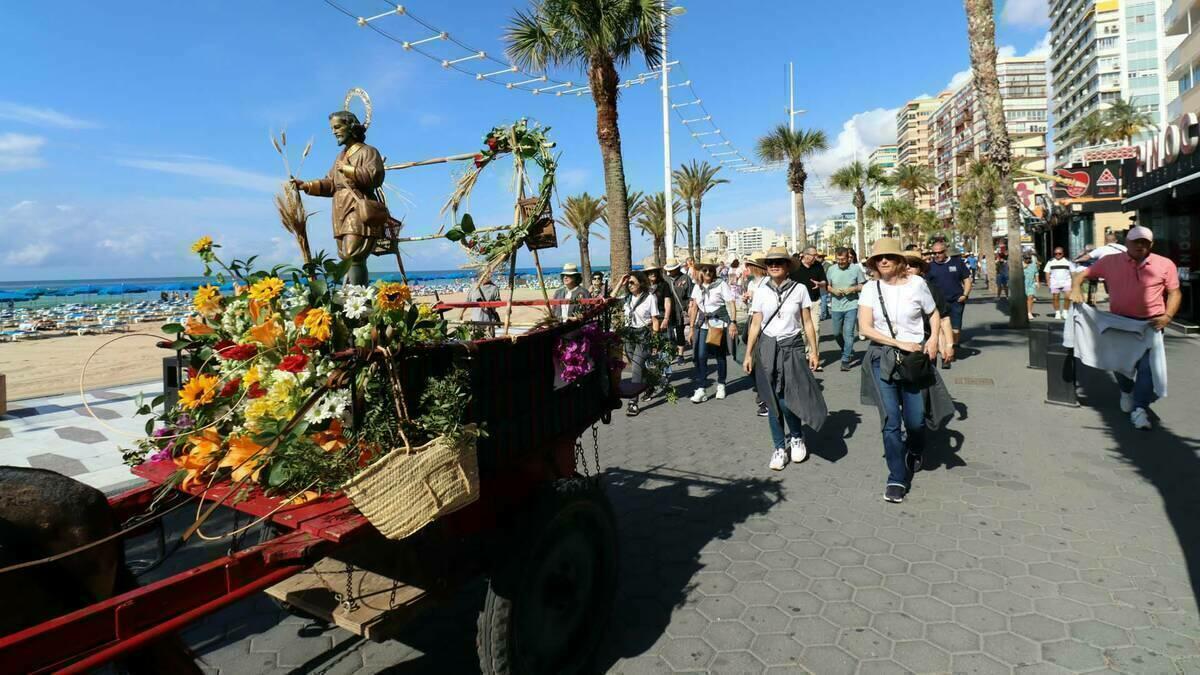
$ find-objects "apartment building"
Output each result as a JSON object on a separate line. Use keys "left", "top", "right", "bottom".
{"left": 929, "top": 55, "right": 1049, "bottom": 236}
{"left": 896, "top": 94, "right": 951, "bottom": 210}
{"left": 728, "top": 227, "right": 779, "bottom": 258}
{"left": 1164, "top": 0, "right": 1200, "bottom": 118}
{"left": 867, "top": 144, "right": 899, "bottom": 242}
{"left": 1050, "top": 0, "right": 1182, "bottom": 164}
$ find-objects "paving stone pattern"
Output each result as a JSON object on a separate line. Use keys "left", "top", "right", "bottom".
{"left": 8, "top": 300, "right": 1200, "bottom": 673}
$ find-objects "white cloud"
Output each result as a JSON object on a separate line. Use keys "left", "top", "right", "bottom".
{"left": 1026, "top": 32, "right": 1052, "bottom": 59}
{"left": 809, "top": 106, "right": 901, "bottom": 183}
{"left": 559, "top": 167, "right": 591, "bottom": 190}
{"left": 1001, "top": 0, "right": 1049, "bottom": 28}
{"left": 3, "top": 243, "right": 53, "bottom": 266}
{"left": 0, "top": 133, "right": 47, "bottom": 172}
{"left": 0, "top": 102, "right": 97, "bottom": 129}
{"left": 116, "top": 157, "right": 283, "bottom": 193}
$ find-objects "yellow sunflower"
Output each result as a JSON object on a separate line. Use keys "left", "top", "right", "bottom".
{"left": 303, "top": 307, "right": 332, "bottom": 342}
{"left": 247, "top": 277, "right": 285, "bottom": 302}
{"left": 190, "top": 235, "right": 214, "bottom": 254}
{"left": 193, "top": 285, "right": 222, "bottom": 315}
{"left": 375, "top": 282, "right": 411, "bottom": 311}
{"left": 179, "top": 373, "right": 220, "bottom": 409}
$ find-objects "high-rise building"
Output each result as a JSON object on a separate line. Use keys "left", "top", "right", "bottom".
{"left": 813, "top": 213, "right": 856, "bottom": 250}
{"left": 703, "top": 228, "right": 729, "bottom": 254}
{"left": 867, "top": 144, "right": 899, "bottom": 242}
{"left": 1049, "top": 0, "right": 1182, "bottom": 164}
{"left": 1164, "top": 0, "right": 1199, "bottom": 119}
{"left": 896, "top": 93, "right": 952, "bottom": 210}
{"left": 930, "top": 55, "right": 1049, "bottom": 236}
{"left": 728, "top": 227, "right": 777, "bottom": 257}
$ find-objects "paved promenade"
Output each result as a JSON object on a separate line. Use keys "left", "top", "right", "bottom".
{"left": 4, "top": 297, "right": 1200, "bottom": 673}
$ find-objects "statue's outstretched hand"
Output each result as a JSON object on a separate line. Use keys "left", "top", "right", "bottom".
{"left": 290, "top": 178, "right": 306, "bottom": 192}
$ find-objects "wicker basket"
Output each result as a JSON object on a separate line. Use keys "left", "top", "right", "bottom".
{"left": 343, "top": 425, "right": 480, "bottom": 540}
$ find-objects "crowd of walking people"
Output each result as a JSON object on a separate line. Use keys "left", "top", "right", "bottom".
{"left": 536, "top": 222, "right": 1179, "bottom": 500}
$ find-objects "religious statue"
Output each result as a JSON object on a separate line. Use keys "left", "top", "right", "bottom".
{"left": 292, "top": 108, "right": 387, "bottom": 285}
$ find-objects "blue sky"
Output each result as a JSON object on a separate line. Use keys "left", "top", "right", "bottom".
{"left": 0, "top": 0, "right": 1049, "bottom": 281}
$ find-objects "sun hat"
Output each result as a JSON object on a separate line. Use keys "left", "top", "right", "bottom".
{"left": 560, "top": 263, "right": 582, "bottom": 278}
{"left": 754, "top": 246, "right": 795, "bottom": 270}
{"left": 1126, "top": 225, "right": 1154, "bottom": 242}
{"left": 743, "top": 251, "right": 767, "bottom": 270}
{"left": 903, "top": 249, "right": 929, "bottom": 274}
{"left": 664, "top": 258, "right": 682, "bottom": 271}
{"left": 865, "top": 238, "right": 907, "bottom": 272}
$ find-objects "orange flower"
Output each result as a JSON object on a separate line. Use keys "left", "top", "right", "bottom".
{"left": 176, "top": 428, "right": 221, "bottom": 489}
{"left": 249, "top": 298, "right": 267, "bottom": 324}
{"left": 302, "top": 307, "right": 332, "bottom": 342}
{"left": 312, "top": 419, "right": 347, "bottom": 453}
{"left": 179, "top": 373, "right": 219, "bottom": 409}
{"left": 247, "top": 318, "right": 283, "bottom": 348}
{"left": 286, "top": 490, "right": 322, "bottom": 506}
{"left": 221, "top": 435, "right": 268, "bottom": 483}
{"left": 185, "top": 315, "right": 215, "bottom": 336}
{"left": 375, "top": 282, "right": 411, "bottom": 311}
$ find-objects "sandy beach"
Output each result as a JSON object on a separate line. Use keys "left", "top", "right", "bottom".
{"left": 0, "top": 288, "right": 578, "bottom": 401}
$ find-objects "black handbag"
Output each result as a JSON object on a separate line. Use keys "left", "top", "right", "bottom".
{"left": 875, "top": 281, "right": 935, "bottom": 388}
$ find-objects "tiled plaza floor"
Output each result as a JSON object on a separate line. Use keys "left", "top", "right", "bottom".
{"left": 4, "top": 298, "right": 1200, "bottom": 673}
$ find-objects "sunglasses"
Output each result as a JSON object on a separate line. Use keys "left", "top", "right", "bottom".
{"left": 766, "top": 260, "right": 788, "bottom": 267}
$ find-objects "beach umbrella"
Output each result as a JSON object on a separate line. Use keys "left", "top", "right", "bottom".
{"left": 153, "top": 281, "right": 195, "bottom": 291}
{"left": 15, "top": 286, "right": 49, "bottom": 296}
{"left": 0, "top": 291, "right": 36, "bottom": 302}
{"left": 59, "top": 284, "right": 99, "bottom": 295}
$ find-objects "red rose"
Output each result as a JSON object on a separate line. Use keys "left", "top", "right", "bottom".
{"left": 295, "top": 337, "right": 320, "bottom": 350}
{"left": 186, "top": 366, "right": 199, "bottom": 379}
{"left": 278, "top": 353, "right": 309, "bottom": 373}
{"left": 219, "top": 377, "right": 241, "bottom": 397}
{"left": 213, "top": 339, "right": 236, "bottom": 353}
{"left": 247, "top": 382, "right": 266, "bottom": 399}
{"left": 219, "top": 343, "right": 258, "bottom": 361}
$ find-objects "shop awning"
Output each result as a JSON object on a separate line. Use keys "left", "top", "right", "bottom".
{"left": 1123, "top": 171, "right": 1200, "bottom": 206}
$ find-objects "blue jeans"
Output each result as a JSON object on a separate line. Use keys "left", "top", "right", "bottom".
{"left": 830, "top": 308, "right": 858, "bottom": 365}
{"left": 1115, "top": 350, "right": 1158, "bottom": 411}
{"left": 870, "top": 354, "right": 925, "bottom": 487}
{"left": 693, "top": 328, "right": 727, "bottom": 387}
{"left": 820, "top": 291, "right": 831, "bottom": 320}
{"left": 766, "top": 393, "right": 804, "bottom": 449}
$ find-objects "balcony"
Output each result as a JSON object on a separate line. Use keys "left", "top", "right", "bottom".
{"left": 1165, "top": 0, "right": 1197, "bottom": 36}
{"left": 1166, "top": 27, "right": 1200, "bottom": 80}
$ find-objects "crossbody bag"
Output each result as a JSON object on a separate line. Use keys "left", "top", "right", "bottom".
{"left": 876, "top": 280, "right": 935, "bottom": 387}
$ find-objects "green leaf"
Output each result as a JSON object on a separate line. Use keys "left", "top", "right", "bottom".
{"left": 144, "top": 418, "right": 155, "bottom": 435}
{"left": 445, "top": 229, "right": 464, "bottom": 242}
{"left": 459, "top": 213, "right": 475, "bottom": 234}
{"left": 170, "top": 338, "right": 190, "bottom": 351}
{"left": 267, "top": 460, "right": 292, "bottom": 488}
{"left": 151, "top": 394, "right": 166, "bottom": 407}
{"left": 161, "top": 323, "right": 185, "bottom": 334}
{"left": 216, "top": 273, "right": 226, "bottom": 284}
{"left": 309, "top": 278, "right": 328, "bottom": 299}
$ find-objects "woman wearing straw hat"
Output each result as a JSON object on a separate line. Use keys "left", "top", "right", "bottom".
{"left": 686, "top": 257, "right": 738, "bottom": 403}
{"left": 741, "top": 252, "right": 770, "bottom": 416}
{"left": 553, "top": 263, "right": 591, "bottom": 321}
{"left": 743, "top": 247, "right": 828, "bottom": 471}
{"left": 615, "top": 271, "right": 661, "bottom": 416}
{"left": 644, "top": 262, "right": 682, "bottom": 399}
{"left": 857, "top": 239, "right": 942, "bottom": 503}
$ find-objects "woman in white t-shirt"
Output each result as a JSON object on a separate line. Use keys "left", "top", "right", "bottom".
{"left": 686, "top": 262, "right": 739, "bottom": 403}
{"left": 857, "top": 238, "right": 941, "bottom": 504}
{"left": 743, "top": 247, "right": 828, "bottom": 471}
{"left": 616, "top": 271, "right": 661, "bottom": 416}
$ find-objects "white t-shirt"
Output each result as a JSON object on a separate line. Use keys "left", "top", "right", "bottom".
{"left": 623, "top": 292, "right": 659, "bottom": 329}
{"left": 691, "top": 281, "right": 736, "bottom": 328}
{"left": 750, "top": 280, "right": 814, "bottom": 339}
{"left": 1089, "top": 243, "right": 1127, "bottom": 260}
{"left": 859, "top": 277, "right": 936, "bottom": 343}
{"left": 1043, "top": 258, "right": 1077, "bottom": 286}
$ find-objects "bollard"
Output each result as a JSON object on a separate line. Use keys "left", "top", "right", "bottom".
{"left": 1027, "top": 324, "right": 1047, "bottom": 370}
{"left": 162, "top": 356, "right": 183, "bottom": 412}
{"left": 1044, "top": 323, "right": 1078, "bottom": 406}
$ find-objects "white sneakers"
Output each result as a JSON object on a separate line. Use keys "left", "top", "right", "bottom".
{"left": 715, "top": 383, "right": 727, "bottom": 400}
{"left": 1131, "top": 407, "right": 1152, "bottom": 430}
{"left": 1119, "top": 392, "right": 1134, "bottom": 413}
{"left": 769, "top": 448, "right": 787, "bottom": 471}
{"left": 690, "top": 387, "right": 708, "bottom": 404}
{"left": 789, "top": 436, "right": 808, "bottom": 463}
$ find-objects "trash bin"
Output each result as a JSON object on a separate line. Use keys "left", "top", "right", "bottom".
{"left": 1027, "top": 324, "right": 1047, "bottom": 370}
{"left": 1044, "top": 324, "right": 1077, "bottom": 407}
{"left": 163, "top": 356, "right": 183, "bottom": 412}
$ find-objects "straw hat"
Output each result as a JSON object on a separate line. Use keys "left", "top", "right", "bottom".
{"left": 754, "top": 246, "right": 795, "bottom": 270}
{"left": 664, "top": 258, "right": 682, "bottom": 271}
{"left": 744, "top": 251, "right": 767, "bottom": 270}
{"left": 560, "top": 263, "right": 582, "bottom": 278}
{"left": 903, "top": 249, "right": 929, "bottom": 274}
{"left": 865, "top": 238, "right": 906, "bottom": 272}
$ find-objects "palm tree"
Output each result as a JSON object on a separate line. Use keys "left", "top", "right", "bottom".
{"left": 870, "top": 197, "right": 913, "bottom": 239}
{"left": 673, "top": 168, "right": 697, "bottom": 259}
{"left": 675, "top": 160, "right": 727, "bottom": 260}
{"left": 1066, "top": 110, "right": 1111, "bottom": 147}
{"left": 959, "top": 158, "right": 1001, "bottom": 275}
{"left": 964, "top": 0, "right": 1027, "bottom": 327}
{"left": 505, "top": 0, "right": 663, "bottom": 281}
{"left": 559, "top": 192, "right": 607, "bottom": 280}
{"left": 1105, "top": 99, "right": 1157, "bottom": 145}
{"left": 892, "top": 163, "right": 936, "bottom": 204}
{"left": 829, "top": 160, "right": 888, "bottom": 259}
{"left": 601, "top": 186, "right": 644, "bottom": 230}
{"left": 635, "top": 191, "right": 683, "bottom": 267}
{"left": 755, "top": 125, "right": 828, "bottom": 251}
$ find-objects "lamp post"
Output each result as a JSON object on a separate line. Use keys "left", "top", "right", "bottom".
{"left": 662, "top": 4, "right": 686, "bottom": 261}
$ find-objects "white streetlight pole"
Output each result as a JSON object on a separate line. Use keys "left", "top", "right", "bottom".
{"left": 786, "top": 62, "right": 807, "bottom": 253}
{"left": 662, "top": 5, "right": 685, "bottom": 261}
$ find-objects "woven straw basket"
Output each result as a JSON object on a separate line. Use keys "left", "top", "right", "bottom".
{"left": 343, "top": 425, "right": 480, "bottom": 540}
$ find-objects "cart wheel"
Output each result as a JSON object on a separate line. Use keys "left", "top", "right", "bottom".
{"left": 477, "top": 477, "right": 618, "bottom": 675}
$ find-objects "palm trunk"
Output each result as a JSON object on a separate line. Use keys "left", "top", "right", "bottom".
{"left": 792, "top": 190, "right": 808, "bottom": 251}
{"left": 654, "top": 236, "right": 666, "bottom": 267}
{"left": 964, "top": 0, "right": 1027, "bottom": 327}
{"left": 694, "top": 196, "right": 705, "bottom": 257}
{"left": 588, "top": 56, "right": 632, "bottom": 281}
{"left": 578, "top": 232, "right": 592, "bottom": 282}
{"left": 684, "top": 201, "right": 695, "bottom": 259}
{"left": 854, "top": 189, "right": 867, "bottom": 259}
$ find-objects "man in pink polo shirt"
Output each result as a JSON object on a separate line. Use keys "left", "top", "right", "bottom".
{"left": 1070, "top": 226, "right": 1181, "bottom": 429}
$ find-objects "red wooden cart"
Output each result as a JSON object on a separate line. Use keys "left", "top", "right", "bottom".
{"left": 0, "top": 298, "right": 630, "bottom": 675}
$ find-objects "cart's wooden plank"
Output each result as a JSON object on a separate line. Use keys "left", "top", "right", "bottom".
{"left": 265, "top": 557, "right": 430, "bottom": 641}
